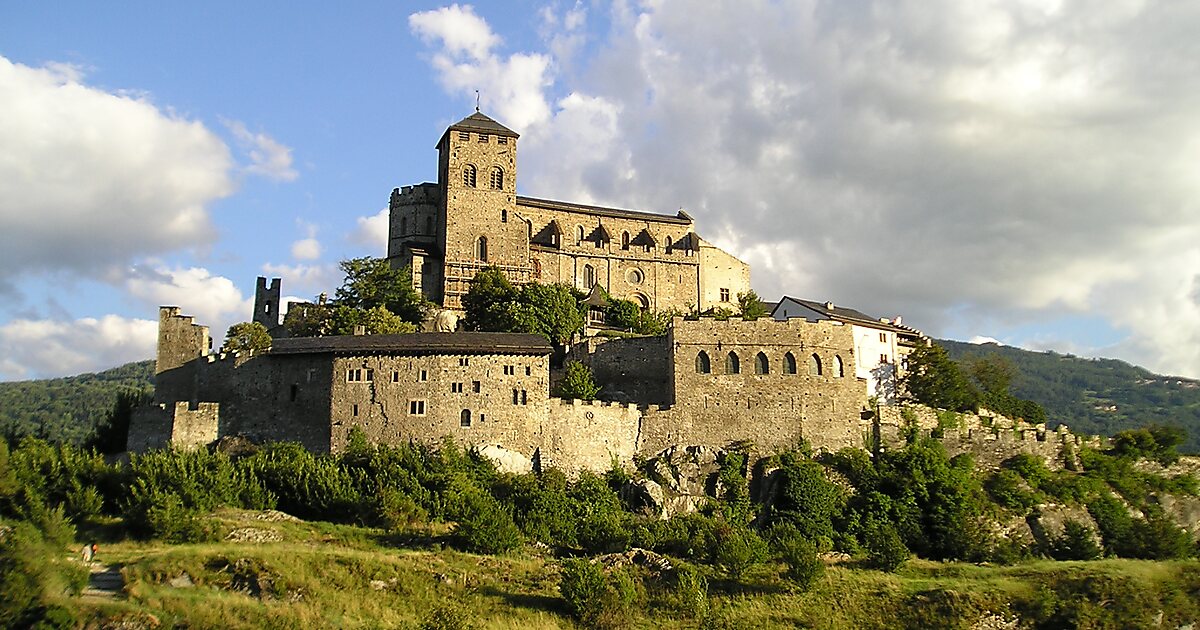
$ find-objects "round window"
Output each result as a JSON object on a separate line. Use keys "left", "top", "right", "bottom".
{"left": 627, "top": 268, "right": 644, "bottom": 284}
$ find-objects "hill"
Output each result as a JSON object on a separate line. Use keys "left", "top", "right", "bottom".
{"left": 0, "top": 359, "right": 154, "bottom": 445}
{"left": 940, "top": 339, "right": 1200, "bottom": 453}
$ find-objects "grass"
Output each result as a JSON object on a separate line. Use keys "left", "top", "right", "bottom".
{"left": 53, "top": 510, "right": 1200, "bottom": 629}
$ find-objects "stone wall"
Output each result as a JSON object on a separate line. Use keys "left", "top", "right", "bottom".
{"left": 578, "top": 335, "right": 672, "bottom": 404}
{"left": 154, "top": 307, "right": 210, "bottom": 404}
{"left": 697, "top": 237, "right": 752, "bottom": 312}
{"left": 127, "top": 401, "right": 219, "bottom": 452}
{"left": 539, "top": 399, "right": 643, "bottom": 472}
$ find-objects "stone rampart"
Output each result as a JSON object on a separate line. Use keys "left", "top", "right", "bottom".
{"left": 539, "top": 399, "right": 643, "bottom": 473}
{"left": 128, "top": 401, "right": 220, "bottom": 453}
{"left": 579, "top": 335, "right": 671, "bottom": 404}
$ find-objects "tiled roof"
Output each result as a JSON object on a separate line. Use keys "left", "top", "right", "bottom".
{"left": 446, "top": 112, "right": 519, "bottom": 138}
{"left": 774, "top": 296, "right": 924, "bottom": 337}
{"left": 271, "top": 332, "right": 552, "bottom": 356}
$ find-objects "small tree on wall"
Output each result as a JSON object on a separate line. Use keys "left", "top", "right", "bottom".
{"left": 737, "top": 290, "right": 768, "bottom": 320}
{"left": 554, "top": 362, "right": 601, "bottom": 400}
{"left": 222, "top": 321, "right": 272, "bottom": 353}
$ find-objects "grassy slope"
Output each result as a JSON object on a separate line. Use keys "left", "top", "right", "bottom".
{"left": 940, "top": 339, "right": 1200, "bottom": 453}
{"left": 60, "top": 510, "right": 1200, "bottom": 629}
{"left": 0, "top": 360, "right": 154, "bottom": 444}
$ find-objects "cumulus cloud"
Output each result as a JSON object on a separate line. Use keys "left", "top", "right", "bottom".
{"left": 261, "top": 262, "right": 338, "bottom": 299}
{"left": 0, "top": 315, "right": 156, "bottom": 380}
{"left": 413, "top": 1, "right": 1200, "bottom": 377}
{"left": 223, "top": 118, "right": 299, "bottom": 182}
{"left": 350, "top": 208, "right": 389, "bottom": 251}
{"left": 0, "top": 56, "right": 234, "bottom": 281}
{"left": 409, "top": 4, "right": 552, "bottom": 130}
{"left": 123, "top": 264, "right": 247, "bottom": 325}
{"left": 290, "top": 221, "right": 322, "bottom": 260}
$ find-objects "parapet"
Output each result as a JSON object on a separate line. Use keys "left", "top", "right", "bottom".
{"left": 391, "top": 182, "right": 440, "bottom": 208}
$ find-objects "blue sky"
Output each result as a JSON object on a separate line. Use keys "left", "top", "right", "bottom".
{"left": 2, "top": 1, "right": 1199, "bottom": 380}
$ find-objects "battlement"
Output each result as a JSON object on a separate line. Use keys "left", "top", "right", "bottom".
{"left": 552, "top": 398, "right": 640, "bottom": 410}
{"left": 391, "top": 183, "right": 440, "bottom": 207}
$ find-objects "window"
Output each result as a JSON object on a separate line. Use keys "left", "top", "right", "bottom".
{"left": 392, "top": 371, "right": 399, "bottom": 383}
{"left": 525, "top": 366, "right": 531, "bottom": 376}
{"left": 290, "top": 384, "right": 298, "bottom": 401}
{"left": 725, "top": 352, "right": 740, "bottom": 374}
{"left": 408, "top": 400, "right": 426, "bottom": 415}
{"left": 460, "top": 409, "right": 472, "bottom": 427}
{"left": 419, "top": 369, "right": 428, "bottom": 382}
{"left": 476, "top": 236, "right": 488, "bottom": 262}
{"left": 621, "top": 231, "right": 630, "bottom": 250}
{"left": 880, "top": 354, "right": 890, "bottom": 364}
{"left": 720, "top": 288, "right": 730, "bottom": 302}
{"left": 501, "top": 209, "right": 508, "bottom": 222}
{"left": 497, "top": 136, "right": 507, "bottom": 145}
{"left": 784, "top": 352, "right": 797, "bottom": 375}
{"left": 478, "top": 133, "right": 489, "bottom": 143}
{"left": 400, "top": 216, "right": 407, "bottom": 235}
{"left": 347, "top": 368, "right": 373, "bottom": 382}
{"left": 879, "top": 332, "right": 888, "bottom": 343}
{"left": 426, "top": 216, "right": 434, "bottom": 234}
{"left": 463, "top": 164, "right": 477, "bottom": 188}
{"left": 755, "top": 352, "right": 769, "bottom": 375}
{"left": 521, "top": 390, "right": 528, "bottom": 405}
{"left": 627, "top": 268, "right": 644, "bottom": 284}
{"left": 696, "top": 351, "right": 711, "bottom": 374}
{"left": 472, "top": 381, "right": 481, "bottom": 393}
{"left": 352, "top": 404, "right": 359, "bottom": 417}
{"left": 451, "top": 382, "right": 464, "bottom": 393}
{"left": 834, "top": 355, "right": 845, "bottom": 377}
{"left": 583, "top": 264, "right": 595, "bottom": 289}
{"left": 809, "top": 354, "right": 823, "bottom": 376}
{"left": 459, "top": 357, "right": 470, "bottom": 366}
{"left": 512, "top": 388, "right": 520, "bottom": 404}
{"left": 503, "top": 365, "right": 515, "bottom": 375}
{"left": 490, "top": 166, "right": 504, "bottom": 190}
{"left": 577, "top": 225, "right": 585, "bottom": 244}
{"left": 458, "top": 131, "right": 470, "bottom": 141}
{"left": 665, "top": 236, "right": 673, "bottom": 250}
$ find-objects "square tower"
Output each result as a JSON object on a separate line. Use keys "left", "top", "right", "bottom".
{"left": 435, "top": 112, "right": 530, "bottom": 308}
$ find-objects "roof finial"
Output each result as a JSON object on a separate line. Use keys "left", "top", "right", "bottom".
{"left": 475, "top": 90, "right": 480, "bottom": 112}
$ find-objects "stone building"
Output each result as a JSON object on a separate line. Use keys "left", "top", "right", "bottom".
{"left": 386, "top": 112, "right": 750, "bottom": 313}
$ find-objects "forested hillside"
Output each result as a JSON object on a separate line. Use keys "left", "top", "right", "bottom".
{"left": 940, "top": 340, "right": 1200, "bottom": 453}
{"left": 0, "top": 360, "right": 154, "bottom": 445}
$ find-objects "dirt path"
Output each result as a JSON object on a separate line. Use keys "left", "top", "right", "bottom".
{"left": 80, "top": 563, "right": 124, "bottom": 598}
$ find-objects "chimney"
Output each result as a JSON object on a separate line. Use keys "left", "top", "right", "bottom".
{"left": 824, "top": 301, "right": 834, "bottom": 310}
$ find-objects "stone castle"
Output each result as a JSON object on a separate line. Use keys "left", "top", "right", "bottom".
{"left": 129, "top": 112, "right": 1089, "bottom": 473}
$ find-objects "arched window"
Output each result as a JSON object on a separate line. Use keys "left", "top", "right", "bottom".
{"left": 577, "top": 225, "right": 585, "bottom": 244}
{"left": 695, "top": 351, "right": 711, "bottom": 374}
{"left": 463, "top": 164, "right": 477, "bottom": 188}
{"left": 583, "top": 264, "right": 595, "bottom": 288}
{"left": 809, "top": 353, "right": 822, "bottom": 376}
{"left": 489, "top": 166, "right": 504, "bottom": 190}
{"left": 665, "top": 236, "right": 673, "bottom": 251}
{"left": 834, "top": 355, "right": 845, "bottom": 377}
{"left": 755, "top": 352, "right": 769, "bottom": 375}
{"left": 460, "top": 409, "right": 472, "bottom": 427}
{"left": 784, "top": 352, "right": 797, "bottom": 375}
{"left": 633, "top": 293, "right": 649, "bottom": 309}
{"left": 476, "top": 236, "right": 488, "bottom": 262}
{"left": 621, "top": 231, "right": 630, "bottom": 250}
{"left": 725, "top": 352, "right": 740, "bottom": 374}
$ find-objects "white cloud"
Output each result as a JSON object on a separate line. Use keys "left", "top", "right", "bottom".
{"left": 350, "top": 207, "right": 389, "bottom": 251}
{"left": 290, "top": 221, "right": 322, "bottom": 260}
{"left": 123, "top": 264, "right": 247, "bottom": 325}
{"left": 409, "top": 5, "right": 552, "bottom": 130}
{"left": 223, "top": 118, "right": 298, "bottom": 182}
{"left": 0, "top": 56, "right": 234, "bottom": 280}
{"left": 969, "top": 336, "right": 1005, "bottom": 346}
{"left": 0, "top": 315, "right": 156, "bottom": 380}
{"left": 411, "top": 1, "right": 1200, "bottom": 377}
{"left": 261, "top": 262, "right": 338, "bottom": 299}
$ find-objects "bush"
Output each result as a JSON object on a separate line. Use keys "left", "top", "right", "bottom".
{"left": 0, "top": 520, "right": 88, "bottom": 628}
{"left": 452, "top": 489, "right": 523, "bottom": 554}
{"left": 419, "top": 603, "right": 475, "bottom": 630}
{"left": 669, "top": 563, "right": 710, "bottom": 619}
{"left": 768, "top": 523, "right": 824, "bottom": 589}
{"left": 554, "top": 361, "right": 601, "bottom": 400}
{"left": 863, "top": 522, "right": 909, "bottom": 571}
{"left": 1047, "top": 520, "right": 1101, "bottom": 561}
{"left": 559, "top": 558, "right": 642, "bottom": 628}
{"left": 709, "top": 523, "right": 768, "bottom": 579}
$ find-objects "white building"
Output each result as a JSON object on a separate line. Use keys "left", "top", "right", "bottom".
{"left": 770, "top": 296, "right": 927, "bottom": 402}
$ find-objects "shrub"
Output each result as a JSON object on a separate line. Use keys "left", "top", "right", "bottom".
{"left": 559, "top": 558, "right": 627, "bottom": 626}
{"left": 419, "top": 603, "right": 475, "bottom": 630}
{"left": 554, "top": 361, "right": 601, "bottom": 400}
{"left": 669, "top": 563, "right": 710, "bottom": 619}
{"left": 709, "top": 522, "right": 768, "bottom": 579}
{"left": 0, "top": 520, "right": 88, "bottom": 628}
{"left": 1047, "top": 520, "right": 1101, "bottom": 561}
{"left": 863, "top": 522, "right": 909, "bottom": 571}
{"left": 452, "top": 489, "right": 522, "bottom": 554}
{"left": 768, "top": 523, "right": 824, "bottom": 589}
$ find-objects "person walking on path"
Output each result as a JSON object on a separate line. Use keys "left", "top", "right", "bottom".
{"left": 81, "top": 543, "right": 94, "bottom": 562}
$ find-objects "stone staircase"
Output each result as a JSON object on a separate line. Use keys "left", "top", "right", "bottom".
{"left": 81, "top": 564, "right": 124, "bottom": 598}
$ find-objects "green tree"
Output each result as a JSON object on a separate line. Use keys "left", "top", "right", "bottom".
{"left": 85, "top": 388, "right": 148, "bottom": 454}
{"left": 964, "top": 355, "right": 1015, "bottom": 395}
{"left": 513, "top": 283, "right": 585, "bottom": 345}
{"left": 554, "top": 362, "right": 601, "bottom": 400}
{"left": 329, "top": 305, "right": 418, "bottom": 336}
{"left": 334, "top": 257, "right": 428, "bottom": 324}
{"left": 282, "top": 302, "right": 332, "bottom": 337}
{"left": 737, "top": 290, "right": 768, "bottom": 320}
{"left": 900, "top": 343, "right": 978, "bottom": 413}
{"left": 462, "top": 267, "right": 520, "bottom": 332}
{"left": 221, "top": 321, "right": 272, "bottom": 353}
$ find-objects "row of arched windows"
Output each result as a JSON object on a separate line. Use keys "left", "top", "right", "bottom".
{"left": 462, "top": 165, "right": 504, "bottom": 190}
{"left": 695, "top": 350, "right": 844, "bottom": 377}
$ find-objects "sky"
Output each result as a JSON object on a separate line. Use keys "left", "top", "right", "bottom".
{"left": 1, "top": 0, "right": 1199, "bottom": 381}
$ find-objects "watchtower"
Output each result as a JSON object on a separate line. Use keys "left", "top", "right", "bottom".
{"left": 253, "top": 276, "right": 282, "bottom": 329}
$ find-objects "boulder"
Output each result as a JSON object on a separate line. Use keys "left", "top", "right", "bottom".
{"left": 474, "top": 444, "right": 533, "bottom": 475}
{"left": 635, "top": 444, "right": 726, "bottom": 519}
{"left": 1027, "top": 503, "right": 1099, "bottom": 549}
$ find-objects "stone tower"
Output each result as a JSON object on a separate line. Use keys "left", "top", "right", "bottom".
{"left": 253, "top": 276, "right": 282, "bottom": 329}
{"left": 434, "top": 112, "right": 528, "bottom": 308}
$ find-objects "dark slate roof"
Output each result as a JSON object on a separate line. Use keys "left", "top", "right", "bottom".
{"left": 271, "top": 332, "right": 551, "bottom": 356}
{"left": 580, "top": 284, "right": 609, "bottom": 308}
{"left": 518, "top": 196, "right": 694, "bottom": 225}
{"left": 447, "top": 112, "right": 519, "bottom": 138}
